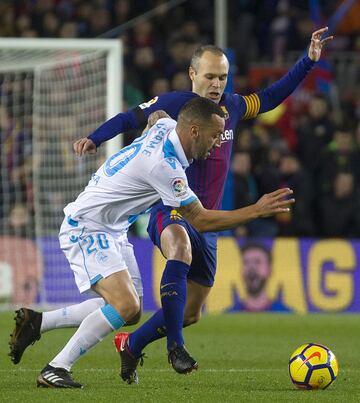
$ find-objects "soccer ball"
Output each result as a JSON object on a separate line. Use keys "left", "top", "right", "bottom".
{"left": 289, "top": 343, "right": 339, "bottom": 390}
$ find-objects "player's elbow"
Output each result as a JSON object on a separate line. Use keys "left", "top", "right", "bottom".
{"left": 181, "top": 204, "right": 218, "bottom": 232}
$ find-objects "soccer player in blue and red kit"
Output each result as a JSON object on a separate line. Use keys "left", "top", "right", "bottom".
{"left": 73, "top": 27, "right": 332, "bottom": 382}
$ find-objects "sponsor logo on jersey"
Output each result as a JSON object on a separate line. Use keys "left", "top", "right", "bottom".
{"left": 139, "top": 96, "right": 159, "bottom": 109}
{"left": 220, "top": 129, "right": 233, "bottom": 144}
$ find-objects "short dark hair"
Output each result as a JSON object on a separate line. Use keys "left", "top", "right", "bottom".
{"left": 178, "top": 96, "right": 225, "bottom": 124}
{"left": 190, "top": 45, "right": 226, "bottom": 71}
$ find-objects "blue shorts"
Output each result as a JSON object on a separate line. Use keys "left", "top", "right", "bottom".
{"left": 147, "top": 204, "right": 217, "bottom": 287}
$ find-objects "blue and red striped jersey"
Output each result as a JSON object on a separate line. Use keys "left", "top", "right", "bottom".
{"left": 88, "top": 56, "right": 315, "bottom": 209}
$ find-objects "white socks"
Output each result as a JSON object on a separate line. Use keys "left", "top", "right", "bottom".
{"left": 49, "top": 307, "right": 113, "bottom": 371}
{"left": 40, "top": 298, "right": 105, "bottom": 333}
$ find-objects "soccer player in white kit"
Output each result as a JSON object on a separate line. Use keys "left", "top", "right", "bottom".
{"left": 14, "top": 97, "right": 294, "bottom": 388}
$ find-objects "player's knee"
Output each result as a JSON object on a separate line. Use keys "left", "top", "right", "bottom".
{"left": 111, "top": 296, "right": 140, "bottom": 323}
{"left": 183, "top": 310, "right": 201, "bottom": 326}
{"left": 125, "top": 306, "right": 142, "bottom": 325}
{"left": 169, "top": 238, "right": 192, "bottom": 264}
{"left": 125, "top": 297, "right": 141, "bottom": 321}
{"left": 162, "top": 225, "right": 192, "bottom": 264}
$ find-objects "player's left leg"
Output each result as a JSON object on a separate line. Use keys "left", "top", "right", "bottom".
{"left": 158, "top": 225, "right": 192, "bottom": 343}
{"left": 117, "top": 219, "right": 197, "bottom": 382}
{"left": 116, "top": 207, "right": 218, "bottom": 382}
{"left": 115, "top": 280, "right": 211, "bottom": 383}
{"left": 116, "top": 227, "right": 216, "bottom": 382}
{"left": 183, "top": 280, "right": 211, "bottom": 326}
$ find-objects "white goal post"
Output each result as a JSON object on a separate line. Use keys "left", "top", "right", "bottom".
{"left": 0, "top": 38, "right": 122, "bottom": 307}
{"left": 0, "top": 38, "right": 122, "bottom": 154}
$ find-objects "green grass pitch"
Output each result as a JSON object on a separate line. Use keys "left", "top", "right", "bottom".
{"left": 1, "top": 312, "right": 360, "bottom": 402}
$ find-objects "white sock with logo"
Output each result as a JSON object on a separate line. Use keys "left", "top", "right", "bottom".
{"left": 40, "top": 298, "right": 105, "bottom": 333}
{"left": 49, "top": 307, "right": 113, "bottom": 371}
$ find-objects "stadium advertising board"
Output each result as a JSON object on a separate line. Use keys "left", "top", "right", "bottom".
{"left": 0, "top": 236, "right": 359, "bottom": 313}
{"left": 150, "top": 238, "right": 359, "bottom": 314}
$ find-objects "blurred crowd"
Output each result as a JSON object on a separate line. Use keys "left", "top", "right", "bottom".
{"left": 1, "top": 0, "right": 360, "bottom": 238}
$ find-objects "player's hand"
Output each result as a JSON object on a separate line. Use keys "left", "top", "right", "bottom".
{"left": 142, "top": 110, "right": 170, "bottom": 133}
{"left": 254, "top": 188, "right": 295, "bottom": 217}
{"left": 308, "top": 27, "right": 334, "bottom": 62}
{"left": 73, "top": 137, "right": 97, "bottom": 156}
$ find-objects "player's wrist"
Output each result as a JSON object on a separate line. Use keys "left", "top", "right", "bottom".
{"left": 238, "top": 204, "right": 259, "bottom": 222}
{"left": 87, "top": 136, "right": 99, "bottom": 148}
{"left": 305, "top": 54, "right": 317, "bottom": 64}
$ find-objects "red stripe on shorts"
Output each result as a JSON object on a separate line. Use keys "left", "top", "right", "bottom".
{"left": 156, "top": 210, "right": 164, "bottom": 235}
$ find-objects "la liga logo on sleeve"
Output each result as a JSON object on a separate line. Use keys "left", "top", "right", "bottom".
{"left": 171, "top": 178, "right": 188, "bottom": 197}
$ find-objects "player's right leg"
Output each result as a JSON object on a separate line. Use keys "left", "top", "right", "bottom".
{"left": 37, "top": 219, "right": 140, "bottom": 388}
{"left": 37, "top": 270, "right": 139, "bottom": 389}
{"left": 9, "top": 308, "right": 42, "bottom": 364}
{"left": 8, "top": 299, "right": 104, "bottom": 365}
{"left": 9, "top": 235, "right": 143, "bottom": 365}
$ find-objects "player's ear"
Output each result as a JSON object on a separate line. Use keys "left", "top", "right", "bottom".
{"left": 189, "top": 66, "right": 196, "bottom": 81}
{"left": 189, "top": 124, "right": 199, "bottom": 139}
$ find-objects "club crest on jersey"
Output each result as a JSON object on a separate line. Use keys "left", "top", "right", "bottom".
{"left": 139, "top": 96, "right": 159, "bottom": 109}
{"left": 171, "top": 178, "right": 187, "bottom": 197}
{"left": 95, "top": 251, "right": 109, "bottom": 264}
{"left": 221, "top": 106, "right": 229, "bottom": 119}
{"left": 170, "top": 209, "right": 182, "bottom": 220}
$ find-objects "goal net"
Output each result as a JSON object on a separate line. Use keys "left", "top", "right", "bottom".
{"left": 0, "top": 39, "right": 122, "bottom": 307}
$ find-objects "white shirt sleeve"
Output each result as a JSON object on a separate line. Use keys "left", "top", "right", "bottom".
{"left": 150, "top": 158, "right": 197, "bottom": 207}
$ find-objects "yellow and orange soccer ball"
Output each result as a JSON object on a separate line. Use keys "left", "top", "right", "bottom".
{"left": 289, "top": 343, "right": 339, "bottom": 390}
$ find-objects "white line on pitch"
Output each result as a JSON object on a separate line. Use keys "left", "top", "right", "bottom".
{"left": 1, "top": 368, "right": 357, "bottom": 373}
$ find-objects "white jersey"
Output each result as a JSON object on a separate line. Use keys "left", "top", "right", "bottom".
{"left": 64, "top": 118, "right": 197, "bottom": 234}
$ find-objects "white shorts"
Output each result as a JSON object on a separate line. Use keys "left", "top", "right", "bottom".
{"left": 59, "top": 217, "right": 143, "bottom": 297}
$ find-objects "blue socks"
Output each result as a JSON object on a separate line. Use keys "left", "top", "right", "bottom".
{"left": 129, "top": 259, "right": 189, "bottom": 356}
{"left": 129, "top": 309, "right": 166, "bottom": 357}
{"left": 160, "top": 260, "right": 189, "bottom": 350}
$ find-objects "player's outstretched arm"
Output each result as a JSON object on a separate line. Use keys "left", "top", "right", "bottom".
{"left": 178, "top": 188, "right": 295, "bottom": 233}
{"left": 242, "top": 27, "right": 334, "bottom": 119}
{"left": 74, "top": 110, "right": 170, "bottom": 156}
{"left": 73, "top": 109, "right": 144, "bottom": 156}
